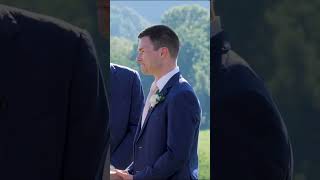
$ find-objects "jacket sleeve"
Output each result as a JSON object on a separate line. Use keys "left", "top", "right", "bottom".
{"left": 111, "top": 71, "right": 144, "bottom": 168}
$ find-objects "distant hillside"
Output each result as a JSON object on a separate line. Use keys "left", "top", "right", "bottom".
{"left": 110, "top": 5, "right": 151, "bottom": 40}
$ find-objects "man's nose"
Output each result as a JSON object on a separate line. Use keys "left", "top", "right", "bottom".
{"left": 136, "top": 53, "right": 142, "bottom": 62}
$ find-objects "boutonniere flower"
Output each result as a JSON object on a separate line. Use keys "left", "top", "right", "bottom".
{"left": 149, "top": 90, "right": 165, "bottom": 108}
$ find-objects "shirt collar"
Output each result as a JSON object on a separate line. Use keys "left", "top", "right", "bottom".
{"left": 156, "top": 66, "right": 180, "bottom": 92}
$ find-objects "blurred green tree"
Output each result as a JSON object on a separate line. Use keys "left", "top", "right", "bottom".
{"left": 111, "top": 5, "right": 150, "bottom": 41}
{"left": 110, "top": 36, "right": 138, "bottom": 70}
{"left": 266, "top": 0, "right": 320, "bottom": 179}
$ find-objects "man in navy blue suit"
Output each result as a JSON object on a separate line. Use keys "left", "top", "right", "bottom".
{"left": 109, "top": 63, "right": 144, "bottom": 169}
{"left": 96, "top": 0, "right": 144, "bottom": 173}
{"left": 116, "top": 25, "right": 201, "bottom": 180}
{"left": 0, "top": 4, "right": 109, "bottom": 180}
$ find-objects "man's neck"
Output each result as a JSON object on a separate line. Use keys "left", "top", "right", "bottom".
{"left": 211, "top": 16, "right": 222, "bottom": 37}
{"left": 154, "top": 65, "right": 177, "bottom": 82}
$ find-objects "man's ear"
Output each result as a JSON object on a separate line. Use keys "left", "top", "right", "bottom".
{"left": 160, "top": 47, "right": 169, "bottom": 58}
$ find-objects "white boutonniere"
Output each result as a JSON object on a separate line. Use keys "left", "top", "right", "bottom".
{"left": 149, "top": 90, "right": 165, "bottom": 108}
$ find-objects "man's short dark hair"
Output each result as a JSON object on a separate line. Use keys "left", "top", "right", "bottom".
{"left": 138, "top": 25, "right": 180, "bottom": 59}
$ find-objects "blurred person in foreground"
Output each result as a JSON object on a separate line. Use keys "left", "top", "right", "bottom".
{"left": 0, "top": 4, "right": 109, "bottom": 180}
{"left": 211, "top": 0, "right": 293, "bottom": 180}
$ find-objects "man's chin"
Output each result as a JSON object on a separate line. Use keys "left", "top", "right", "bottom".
{"left": 140, "top": 67, "right": 149, "bottom": 75}
{"left": 141, "top": 72, "right": 148, "bottom": 75}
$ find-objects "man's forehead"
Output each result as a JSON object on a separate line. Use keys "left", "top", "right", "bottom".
{"left": 139, "top": 36, "right": 152, "bottom": 46}
{"left": 138, "top": 43, "right": 149, "bottom": 50}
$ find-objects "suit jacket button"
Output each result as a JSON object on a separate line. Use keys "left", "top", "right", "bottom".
{"left": 138, "top": 146, "right": 143, "bottom": 149}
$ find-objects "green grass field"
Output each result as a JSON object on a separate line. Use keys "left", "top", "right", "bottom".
{"left": 199, "top": 130, "right": 210, "bottom": 180}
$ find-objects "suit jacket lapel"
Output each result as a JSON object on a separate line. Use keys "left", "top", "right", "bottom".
{"left": 137, "top": 107, "right": 155, "bottom": 139}
{"left": 133, "top": 120, "right": 141, "bottom": 143}
{"left": 109, "top": 64, "right": 117, "bottom": 99}
{"left": 109, "top": 64, "right": 118, "bottom": 153}
{"left": 135, "top": 72, "right": 181, "bottom": 143}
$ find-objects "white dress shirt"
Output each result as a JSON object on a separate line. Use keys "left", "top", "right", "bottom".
{"left": 156, "top": 66, "right": 180, "bottom": 92}
{"left": 140, "top": 66, "right": 180, "bottom": 128}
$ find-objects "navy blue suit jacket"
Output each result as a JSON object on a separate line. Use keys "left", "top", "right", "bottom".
{"left": 0, "top": 5, "right": 109, "bottom": 180}
{"left": 129, "top": 72, "right": 201, "bottom": 180}
{"left": 109, "top": 64, "right": 144, "bottom": 169}
{"left": 212, "top": 31, "right": 293, "bottom": 180}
